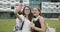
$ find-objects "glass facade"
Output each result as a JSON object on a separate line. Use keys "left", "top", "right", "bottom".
{"left": 42, "top": 13, "right": 60, "bottom": 18}
{"left": 42, "top": 0, "right": 51, "bottom": 2}
{"left": 29, "top": 0, "right": 41, "bottom": 9}
{"left": 0, "top": 0, "right": 60, "bottom": 18}
{"left": 20, "top": 0, "right": 23, "bottom": 3}
{"left": 29, "top": 0, "right": 60, "bottom": 18}
{"left": 0, "top": 12, "right": 16, "bottom": 19}
{"left": 29, "top": 0, "right": 51, "bottom": 9}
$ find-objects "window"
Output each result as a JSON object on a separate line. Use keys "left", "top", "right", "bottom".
{"left": 11, "top": 6, "right": 14, "bottom": 9}
{"left": 7, "top": 3, "right": 10, "bottom": 8}
{"left": 0, "top": 5, "right": 2, "bottom": 8}
{"left": 20, "top": 0, "right": 23, "bottom": 3}
{"left": 0, "top": 3, "right": 2, "bottom": 8}
{"left": 15, "top": 3, "right": 19, "bottom": 6}
{"left": 3, "top": 0, "right": 7, "bottom": 2}
{"left": 51, "top": 0, "right": 59, "bottom": 2}
{"left": 8, "top": 0, "right": 10, "bottom": 1}
{"left": 3, "top": 4, "right": 7, "bottom": 9}
{"left": 10, "top": 0, "right": 15, "bottom": 3}
{"left": 35, "top": 0, "right": 39, "bottom": 1}
{"left": 15, "top": 0, "right": 19, "bottom": 2}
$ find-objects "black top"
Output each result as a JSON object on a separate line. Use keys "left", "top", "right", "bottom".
{"left": 32, "top": 19, "right": 41, "bottom": 32}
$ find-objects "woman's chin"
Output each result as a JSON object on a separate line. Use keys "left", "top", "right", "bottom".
{"left": 25, "top": 13, "right": 30, "bottom": 15}
{"left": 33, "top": 14, "right": 37, "bottom": 16}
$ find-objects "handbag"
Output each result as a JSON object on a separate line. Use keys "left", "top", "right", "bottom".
{"left": 46, "top": 23, "right": 56, "bottom": 32}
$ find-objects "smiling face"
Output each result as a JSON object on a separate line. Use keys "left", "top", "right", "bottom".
{"left": 23, "top": 6, "right": 32, "bottom": 21}
{"left": 24, "top": 7, "right": 30, "bottom": 15}
{"left": 33, "top": 8, "right": 40, "bottom": 17}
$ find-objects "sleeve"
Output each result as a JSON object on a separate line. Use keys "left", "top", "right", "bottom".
{"left": 15, "top": 15, "right": 24, "bottom": 26}
{"left": 16, "top": 18, "right": 22, "bottom": 26}
{"left": 19, "top": 15, "right": 25, "bottom": 21}
{"left": 16, "top": 15, "right": 25, "bottom": 23}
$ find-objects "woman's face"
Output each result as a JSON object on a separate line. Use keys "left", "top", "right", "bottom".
{"left": 33, "top": 8, "right": 40, "bottom": 16}
{"left": 24, "top": 7, "right": 30, "bottom": 15}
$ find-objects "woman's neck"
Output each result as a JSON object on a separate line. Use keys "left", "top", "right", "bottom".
{"left": 24, "top": 15, "right": 29, "bottom": 19}
{"left": 35, "top": 15, "right": 40, "bottom": 18}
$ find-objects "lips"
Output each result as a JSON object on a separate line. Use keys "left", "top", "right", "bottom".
{"left": 33, "top": 12, "right": 36, "bottom": 14}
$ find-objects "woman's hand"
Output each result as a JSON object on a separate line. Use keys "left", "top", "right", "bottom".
{"left": 14, "top": 3, "right": 23, "bottom": 22}
{"left": 14, "top": 3, "right": 22, "bottom": 13}
{"left": 30, "top": 22, "right": 35, "bottom": 29}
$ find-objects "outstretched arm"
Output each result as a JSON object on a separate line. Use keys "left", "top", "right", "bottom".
{"left": 14, "top": 5, "right": 22, "bottom": 22}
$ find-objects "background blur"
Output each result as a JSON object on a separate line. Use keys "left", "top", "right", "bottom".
{"left": 0, "top": 0, "right": 60, "bottom": 19}
{"left": 0, "top": 0, "right": 60, "bottom": 32}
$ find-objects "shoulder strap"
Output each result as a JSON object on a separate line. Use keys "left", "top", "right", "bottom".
{"left": 20, "top": 16, "right": 25, "bottom": 30}
{"left": 20, "top": 21, "right": 24, "bottom": 30}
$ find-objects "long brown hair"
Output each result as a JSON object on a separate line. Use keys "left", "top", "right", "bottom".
{"left": 22, "top": 6, "right": 32, "bottom": 21}
{"left": 37, "top": 8, "right": 42, "bottom": 16}
{"left": 33, "top": 8, "right": 42, "bottom": 18}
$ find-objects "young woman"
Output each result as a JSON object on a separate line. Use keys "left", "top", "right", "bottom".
{"left": 13, "top": 5, "right": 32, "bottom": 32}
{"left": 31, "top": 8, "right": 45, "bottom": 32}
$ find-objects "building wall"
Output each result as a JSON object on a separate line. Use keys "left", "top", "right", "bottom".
{"left": 41, "top": 2, "right": 60, "bottom": 18}
{"left": 0, "top": 0, "right": 20, "bottom": 19}
{"left": 0, "top": 0, "right": 30, "bottom": 19}
{"left": 0, "top": 0, "right": 60, "bottom": 18}
{"left": 29, "top": 0, "right": 60, "bottom": 18}
{"left": 41, "top": 2, "right": 60, "bottom": 13}
{"left": 0, "top": 0, "right": 20, "bottom": 12}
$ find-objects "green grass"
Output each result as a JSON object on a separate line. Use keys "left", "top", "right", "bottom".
{"left": 0, "top": 19, "right": 60, "bottom": 32}
{"left": 0, "top": 19, "right": 15, "bottom": 32}
{"left": 45, "top": 20, "right": 60, "bottom": 32}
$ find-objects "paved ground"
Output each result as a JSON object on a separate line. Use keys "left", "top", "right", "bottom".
{"left": 44, "top": 18, "right": 59, "bottom": 20}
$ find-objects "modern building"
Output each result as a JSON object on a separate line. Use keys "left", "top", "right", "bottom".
{"left": 0, "top": 0, "right": 60, "bottom": 19}
{"left": 41, "top": 2, "right": 60, "bottom": 18}
{"left": 29, "top": 0, "right": 41, "bottom": 9}
{"left": 29, "top": 0, "right": 60, "bottom": 18}
{"left": 41, "top": 0, "right": 60, "bottom": 18}
{"left": 0, "top": 0, "right": 29, "bottom": 19}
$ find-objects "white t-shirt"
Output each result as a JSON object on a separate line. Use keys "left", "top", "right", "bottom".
{"left": 16, "top": 15, "right": 31, "bottom": 32}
